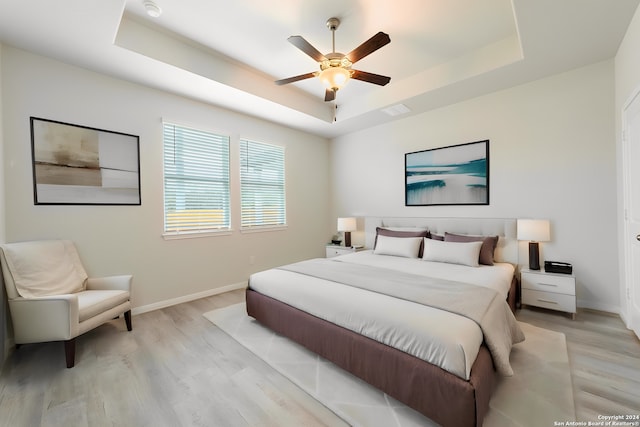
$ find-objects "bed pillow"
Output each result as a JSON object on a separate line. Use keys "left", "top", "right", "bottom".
{"left": 374, "top": 227, "right": 430, "bottom": 257}
{"left": 374, "top": 235, "right": 423, "bottom": 258}
{"left": 444, "top": 232, "right": 499, "bottom": 266}
{"left": 422, "top": 238, "right": 482, "bottom": 267}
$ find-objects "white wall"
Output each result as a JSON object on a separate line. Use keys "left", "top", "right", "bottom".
{"left": 615, "top": 5, "right": 640, "bottom": 325}
{"left": 0, "top": 42, "right": 7, "bottom": 365}
{"left": 331, "top": 60, "right": 618, "bottom": 313}
{"left": 0, "top": 46, "right": 331, "bottom": 312}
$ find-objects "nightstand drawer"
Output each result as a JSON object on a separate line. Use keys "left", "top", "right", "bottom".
{"left": 522, "top": 289, "right": 576, "bottom": 313}
{"left": 326, "top": 246, "right": 353, "bottom": 258}
{"left": 326, "top": 246, "right": 365, "bottom": 258}
{"left": 521, "top": 272, "right": 575, "bottom": 296}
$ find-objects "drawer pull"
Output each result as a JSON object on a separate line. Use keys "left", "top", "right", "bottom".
{"left": 537, "top": 299, "right": 559, "bottom": 304}
{"left": 537, "top": 282, "right": 558, "bottom": 287}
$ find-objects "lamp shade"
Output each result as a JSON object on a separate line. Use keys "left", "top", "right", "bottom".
{"left": 337, "top": 217, "right": 357, "bottom": 232}
{"left": 517, "top": 219, "right": 550, "bottom": 242}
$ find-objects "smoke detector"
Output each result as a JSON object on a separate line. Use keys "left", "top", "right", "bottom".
{"left": 144, "top": 0, "right": 162, "bottom": 18}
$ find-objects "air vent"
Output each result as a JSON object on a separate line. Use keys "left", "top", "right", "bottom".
{"left": 381, "top": 103, "right": 411, "bottom": 117}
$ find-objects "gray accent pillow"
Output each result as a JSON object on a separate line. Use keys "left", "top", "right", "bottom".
{"left": 444, "top": 232, "right": 499, "bottom": 266}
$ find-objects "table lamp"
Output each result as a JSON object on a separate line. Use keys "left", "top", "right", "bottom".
{"left": 337, "top": 217, "right": 357, "bottom": 248}
{"left": 517, "top": 219, "right": 550, "bottom": 270}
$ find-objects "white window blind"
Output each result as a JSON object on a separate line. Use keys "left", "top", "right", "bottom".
{"left": 240, "top": 139, "right": 286, "bottom": 229}
{"left": 163, "top": 123, "right": 230, "bottom": 234}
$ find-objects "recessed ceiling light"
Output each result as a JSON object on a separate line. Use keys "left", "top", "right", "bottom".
{"left": 144, "top": 0, "right": 162, "bottom": 18}
{"left": 381, "top": 103, "right": 411, "bottom": 117}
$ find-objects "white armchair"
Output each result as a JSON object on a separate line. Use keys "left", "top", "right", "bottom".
{"left": 0, "top": 240, "right": 132, "bottom": 368}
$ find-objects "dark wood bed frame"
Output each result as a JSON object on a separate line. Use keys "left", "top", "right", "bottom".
{"left": 246, "top": 276, "right": 518, "bottom": 427}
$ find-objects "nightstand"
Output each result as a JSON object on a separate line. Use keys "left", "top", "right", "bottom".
{"left": 521, "top": 268, "right": 576, "bottom": 319}
{"left": 325, "top": 245, "right": 363, "bottom": 258}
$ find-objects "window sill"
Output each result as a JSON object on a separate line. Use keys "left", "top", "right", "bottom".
{"left": 240, "top": 225, "right": 288, "bottom": 234}
{"left": 162, "top": 229, "right": 233, "bottom": 240}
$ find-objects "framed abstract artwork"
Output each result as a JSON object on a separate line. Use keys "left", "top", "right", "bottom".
{"left": 405, "top": 140, "right": 489, "bottom": 206}
{"left": 30, "top": 117, "right": 141, "bottom": 205}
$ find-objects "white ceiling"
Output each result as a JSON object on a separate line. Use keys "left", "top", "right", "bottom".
{"left": 0, "top": 0, "right": 638, "bottom": 138}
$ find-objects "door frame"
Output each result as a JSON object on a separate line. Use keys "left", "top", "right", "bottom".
{"left": 622, "top": 85, "right": 640, "bottom": 337}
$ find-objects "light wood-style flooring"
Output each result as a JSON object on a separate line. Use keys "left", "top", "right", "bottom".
{"left": 0, "top": 289, "right": 638, "bottom": 426}
{"left": 517, "top": 306, "right": 640, "bottom": 420}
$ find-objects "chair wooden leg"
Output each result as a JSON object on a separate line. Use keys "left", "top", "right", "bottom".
{"left": 124, "top": 310, "right": 132, "bottom": 331}
{"left": 64, "top": 339, "right": 76, "bottom": 368}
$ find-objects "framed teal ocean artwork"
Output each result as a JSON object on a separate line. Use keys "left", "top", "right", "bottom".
{"left": 405, "top": 140, "right": 489, "bottom": 206}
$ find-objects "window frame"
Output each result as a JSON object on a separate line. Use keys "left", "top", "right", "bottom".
{"left": 162, "top": 122, "right": 232, "bottom": 239}
{"left": 239, "top": 138, "right": 287, "bottom": 232}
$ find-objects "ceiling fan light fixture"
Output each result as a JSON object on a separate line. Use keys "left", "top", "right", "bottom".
{"left": 275, "top": 17, "right": 390, "bottom": 101}
{"left": 144, "top": 0, "right": 162, "bottom": 18}
{"left": 319, "top": 67, "right": 351, "bottom": 90}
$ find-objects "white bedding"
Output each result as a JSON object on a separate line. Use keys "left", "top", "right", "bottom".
{"left": 339, "top": 250, "right": 515, "bottom": 299}
{"left": 248, "top": 251, "right": 517, "bottom": 380}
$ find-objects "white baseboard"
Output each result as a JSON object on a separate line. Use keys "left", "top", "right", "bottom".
{"left": 619, "top": 304, "right": 640, "bottom": 338}
{"left": 131, "top": 281, "right": 247, "bottom": 315}
{"left": 577, "top": 298, "right": 620, "bottom": 315}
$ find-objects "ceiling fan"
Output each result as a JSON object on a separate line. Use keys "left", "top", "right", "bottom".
{"left": 275, "top": 17, "right": 391, "bottom": 102}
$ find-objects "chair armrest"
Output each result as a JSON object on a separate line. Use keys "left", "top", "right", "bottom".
{"left": 86, "top": 275, "right": 132, "bottom": 292}
{"left": 8, "top": 295, "right": 79, "bottom": 342}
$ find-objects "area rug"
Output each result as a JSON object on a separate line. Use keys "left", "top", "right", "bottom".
{"left": 204, "top": 303, "right": 575, "bottom": 427}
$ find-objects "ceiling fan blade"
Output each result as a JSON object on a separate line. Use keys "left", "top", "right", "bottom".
{"left": 346, "top": 32, "right": 390, "bottom": 64}
{"left": 351, "top": 70, "right": 391, "bottom": 86}
{"left": 324, "top": 88, "right": 336, "bottom": 102}
{"left": 288, "top": 36, "right": 327, "bottom": 62}
{"left": 275, "top": 72, "right": 316, "bottom": 85}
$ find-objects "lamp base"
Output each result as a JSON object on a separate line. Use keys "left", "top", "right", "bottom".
{"left": 344, "top": 231, "right": 352, "bottom": 248}
{"left": 528, "top": 241, "right": 541, "bottom": 270}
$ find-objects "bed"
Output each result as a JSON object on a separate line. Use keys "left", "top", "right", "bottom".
{"left": 246, "top": 217, "right": 524, "bottom": 427}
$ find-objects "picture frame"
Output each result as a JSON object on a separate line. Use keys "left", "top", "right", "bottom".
{"left": 405, "top": 140, "right": 489, "bottom": 206}
{"left": 30, "top": 117, "right": 141, "bottom": 205}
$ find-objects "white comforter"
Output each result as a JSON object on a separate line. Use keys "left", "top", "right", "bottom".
{"left": 338, "top": 250, "right": 515, "bottom": 299}
{"left": 248, "top": 251, "right": 517, "bottom": 380}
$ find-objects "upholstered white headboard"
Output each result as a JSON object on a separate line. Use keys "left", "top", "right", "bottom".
{"left": 364, "top": 217, "right": 518, "bottom": 265}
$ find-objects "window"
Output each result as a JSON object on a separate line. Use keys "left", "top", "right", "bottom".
{"left": 163, "top": 123, "right": 230, "bottom": 235}
{"left": 240, "top": 139, "right": 286, "bottom": 229}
